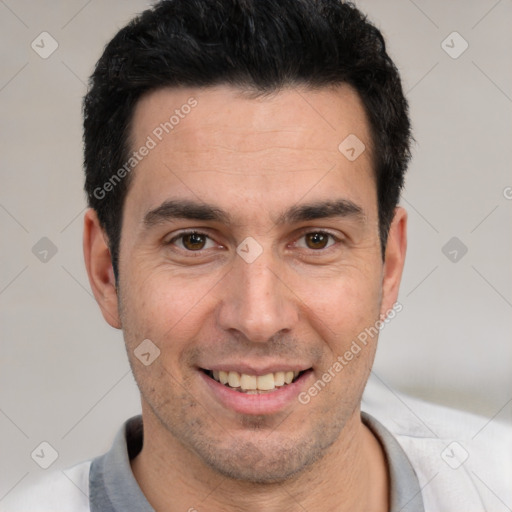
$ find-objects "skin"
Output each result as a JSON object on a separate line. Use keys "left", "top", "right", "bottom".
{"left": 84, "top": 84, "right": 407, "bottom": 511}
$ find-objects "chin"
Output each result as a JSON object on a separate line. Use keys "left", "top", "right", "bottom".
{"left": 191, "top": 430, "right": 334, "bottom": 484}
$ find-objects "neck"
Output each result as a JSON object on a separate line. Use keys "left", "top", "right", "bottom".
{"left": 131, "top": 405, "right": 389, "bottom": 512}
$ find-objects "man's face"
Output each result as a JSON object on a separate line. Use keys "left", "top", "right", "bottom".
{"left": 105, "top": 85, "right": 404, "bottom": 482}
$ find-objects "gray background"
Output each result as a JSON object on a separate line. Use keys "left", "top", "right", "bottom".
{"left": 1, "top": 0, "right": 511, "bottom": 500}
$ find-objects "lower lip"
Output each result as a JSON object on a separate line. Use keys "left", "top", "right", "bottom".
{"left": 200, "top": 370, "right": 312, "bottom": 415}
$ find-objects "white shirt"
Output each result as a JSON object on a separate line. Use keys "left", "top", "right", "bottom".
{"left": 3, "top": 377, "right": 511, "bottom": 511}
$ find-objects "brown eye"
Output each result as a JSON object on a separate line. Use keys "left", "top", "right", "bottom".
{"left": 304, "top": 232, "right": 330, "bottom": 250}
{"left": 181, "top": 232, "right": 207, "bottom": 250}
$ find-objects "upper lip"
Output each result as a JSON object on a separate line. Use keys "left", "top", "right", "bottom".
{"left": 200, "top": 364, "right": 312, "bottom": 376}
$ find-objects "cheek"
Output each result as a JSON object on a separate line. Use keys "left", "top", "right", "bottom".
{"left": 305, "top": 276, "right": 382, "bottom": 397}
{"left": 119, "top": 266, "right": 219, "bottom": 351}
{"left": 295, "top": 267, "right": 382, "bottom": 342}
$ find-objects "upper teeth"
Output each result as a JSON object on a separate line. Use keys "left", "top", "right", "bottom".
{"left": 212, "top": 370, "right": 300, "bottom": 391}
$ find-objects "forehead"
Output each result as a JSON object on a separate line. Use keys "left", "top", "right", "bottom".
{"left": 125, "top": 84, "right": 375, "bottom": 224}
{"left": 130, "top": 84, "right": 372, "bottom": 157}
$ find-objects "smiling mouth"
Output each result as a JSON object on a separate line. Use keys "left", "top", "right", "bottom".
{"left": 202, "top": 369, "right": 309, "bottom": 394}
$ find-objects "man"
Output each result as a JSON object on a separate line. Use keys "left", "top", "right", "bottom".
{"left": 6, "top": 1, "right": 509, "bottom": 511}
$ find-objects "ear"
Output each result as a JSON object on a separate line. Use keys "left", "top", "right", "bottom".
{"left": 83, "top": 208, "right": 121, "bottom": 329}
{"left": 380, "top": 207, "right": 407, "bottom": 317}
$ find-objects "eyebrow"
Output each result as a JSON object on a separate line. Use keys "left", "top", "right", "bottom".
{"left": 275, "top": 199, "right": 365, "bottom": 225}
{"left": 143, "top": 198, "right": 365, "bottom": 228}
{"left": 144, "top": 199, "right": 230, "bottom": 227}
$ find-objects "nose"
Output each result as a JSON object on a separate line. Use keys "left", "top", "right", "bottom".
{"left": 216, "top": 248, "right": 299, "bottom": 343}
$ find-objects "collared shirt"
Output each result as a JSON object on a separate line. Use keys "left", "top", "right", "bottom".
{"left": 88, "top": 413, "right": 424, "bottom": 512}
{"left": 5, "top": 380, "right": 510, "bottom": 511}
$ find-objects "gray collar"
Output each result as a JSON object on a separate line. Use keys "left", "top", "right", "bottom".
{"left": 362, "top": 412, "right": 425, "bottom": 512}
{"left": 89, "top": 416, "right": 151, "bottom": 511}
{"left": 90, "top": 414, "right": 424, "bottom": 511}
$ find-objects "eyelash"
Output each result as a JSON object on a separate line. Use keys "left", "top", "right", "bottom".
{"left": 167, "top": 230, "right": 219, "bottom": 253}
{"left": 166, "top": 229, "right": 341, "bottom": 254}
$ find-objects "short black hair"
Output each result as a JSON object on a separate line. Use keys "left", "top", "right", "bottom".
{"left": 83, "top": 0, "right": 412, "bottom": 279}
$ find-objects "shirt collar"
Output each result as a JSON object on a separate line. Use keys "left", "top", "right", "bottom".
{"left": 90, "top": 413, "right": 424, "bottom": 512}
{"left": 362, "top": 412, "right": 425, "bottom": 512}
